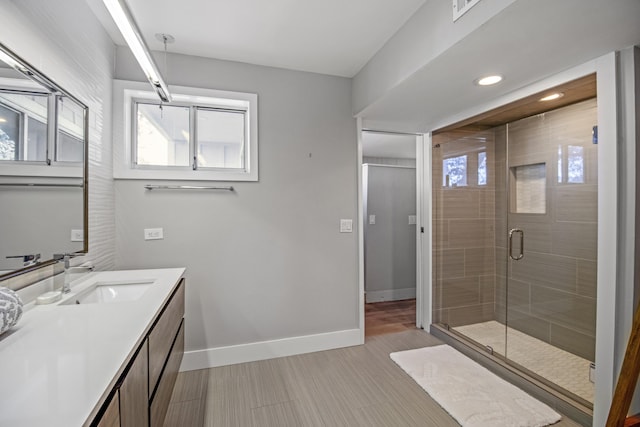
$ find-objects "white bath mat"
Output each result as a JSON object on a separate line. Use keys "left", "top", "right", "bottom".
{"left": 390, "top": 345, "right": 561, "bottom": 427}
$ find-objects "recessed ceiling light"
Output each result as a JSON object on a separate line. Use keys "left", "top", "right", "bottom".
{"left": 540, "top": 92, "right": 565, "bottom": 102}
{"left": 0, "top": 117, "right": 6, "bottom": 123}
{"left": 475, "top": 75, "right": 503, "bottom": 86}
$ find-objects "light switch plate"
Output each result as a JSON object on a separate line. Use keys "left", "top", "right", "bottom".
{"left": 369, "top": 215, "right": 376, "bottom": 225}
{"left": 70, "top": 229, "right": 84, "bottom": 242}
{"left": 408, "top": 215, "right": 417, "bottom": 225}
{"left": 144, "top": 228, "right": 164, "bottom": 240}
{"left": 340, "top": 219, "right": 353, "bottom": 233}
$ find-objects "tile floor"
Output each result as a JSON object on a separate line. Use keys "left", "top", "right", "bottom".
{"left": 163, "top": 329, "right": 582, "bottom": 426}
{"left": 455, "top": 320, "right": 594, "bottom": 403}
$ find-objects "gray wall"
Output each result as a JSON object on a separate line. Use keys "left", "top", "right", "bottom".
{"left": 0, "top": 0, "right": 115, "bottom": 273}
{"left": 113, "top": 48, "right": 359, "bottom": 351}
{"left": 0, "top": 182, "right": 83, "bottom": 270}
{"left": 364, "top": 165, "right": 416, "bottom": 302}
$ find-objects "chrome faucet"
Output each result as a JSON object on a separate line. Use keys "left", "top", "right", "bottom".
{"left": 57, "top": 254, "right": 94, "bottom": 294}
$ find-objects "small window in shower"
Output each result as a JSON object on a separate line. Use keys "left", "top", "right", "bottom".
{"left": 567, "top": 145, "right": 585, "bottom": 183}
{"left": 478, "top": 151, "right": 487, "bottom": 186}
{"left": 511, "top": 163, "right": 546, "bottom": 214}
{"left": 442, "top": 154, "right": 467, "bottom": 187}
{"left": 558, "top": 145, "right": 585, "bottom": 184}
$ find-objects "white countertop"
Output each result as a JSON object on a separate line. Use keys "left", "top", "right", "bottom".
{"left": 0, "top": 268, "right": 185, "bottom": 427}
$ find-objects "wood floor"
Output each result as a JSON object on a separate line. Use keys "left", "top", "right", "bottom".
{"left": 365, "top": 298, "right": 416, "bottom": 337}
{"left": 163, "top": 329, "right": 582, "bottom": 427}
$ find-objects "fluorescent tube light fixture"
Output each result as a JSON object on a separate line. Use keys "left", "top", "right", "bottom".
{"left": 102, "top": 0, "right": 171, "bottom": 102}
{"left": 0, "top": 42, "right": 58, "bottom": 92}
{"left": 0, "top": 50, "right": 27, "bottom": 73}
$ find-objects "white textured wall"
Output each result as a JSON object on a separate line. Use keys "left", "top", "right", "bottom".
{"left": 0, "top": 0, "right": 116, "bottom": 271}
{"left": 114, "top": 48, "right": 358, "bottom": 358}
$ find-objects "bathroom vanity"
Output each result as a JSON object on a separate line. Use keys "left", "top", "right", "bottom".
{"left": 0, "top": 268, "right": 185, "bottom": 427}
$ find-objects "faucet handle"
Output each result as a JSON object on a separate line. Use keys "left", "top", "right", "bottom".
{"left": 53, "top": 253, "right": 79, "bottom": 269}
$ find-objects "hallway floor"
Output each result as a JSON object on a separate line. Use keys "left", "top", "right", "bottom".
{"left": 163, "top": 329, "right": 581, "bottom": 426}
{"left": 365, "top": 298, "right": 416, "bottom": 337}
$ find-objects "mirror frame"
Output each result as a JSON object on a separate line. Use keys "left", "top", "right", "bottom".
{"left": 0, "top": 41, "right": 89, "bottom": 281}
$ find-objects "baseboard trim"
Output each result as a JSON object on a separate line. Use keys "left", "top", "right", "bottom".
{"left": 366, "top": 287, "right": 416, "bottom": 303}
{"left": 180, "top": 328, "right": 362, "bottom": 371}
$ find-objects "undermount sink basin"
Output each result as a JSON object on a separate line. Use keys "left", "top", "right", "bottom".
{"left": 60, "top": 279, "right": 155, "bottom": 305}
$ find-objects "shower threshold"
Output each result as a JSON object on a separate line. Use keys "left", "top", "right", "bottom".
{"left": 430, "top": 323, "right": 593, "bottom": 426}
{"left": 455, "top": 321, "right": 593, "bottom": 403}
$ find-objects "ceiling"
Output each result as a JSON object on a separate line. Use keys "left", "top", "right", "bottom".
{"left": 359, "top": 0, "right": 640, "bottom": 132}
{"left": 362, "top": 132, "right": 416, "bottom": 159}
{"left": 93, "top": 0, "right": 425, "bottom": 78}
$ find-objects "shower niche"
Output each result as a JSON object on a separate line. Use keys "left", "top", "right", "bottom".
{"left": 431, "top": 74, "right": 598, "bottom": 414}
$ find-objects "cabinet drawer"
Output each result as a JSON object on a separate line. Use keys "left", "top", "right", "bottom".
{"left": 150, "top": 320, "right": 184, "bottom": 427}
{"left": 148, "top": 279, "right": 185, "bottom": 395}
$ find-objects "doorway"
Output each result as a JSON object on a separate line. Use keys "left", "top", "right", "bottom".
{"left": 361, "top": 130, "right": 421, "bottom": 338}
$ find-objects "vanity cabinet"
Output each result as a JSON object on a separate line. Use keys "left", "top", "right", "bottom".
{"left": 92, "top": 278, "right": 185, "bottom": 427}
{"left": 120, "top": 340, "right": 149, "bottom": 427}
{"left": 95, "top": 393, "right": 119, "bottom": 427}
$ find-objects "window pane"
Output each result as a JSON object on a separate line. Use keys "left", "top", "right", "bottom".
{"left": 557, "top": 145, "right": 563, "bottom": 183}
{"left": 0, "top": 103, "right": 20, "bottom": 160}
{"left": 442, "top": 155, "right": 467, "bottom": 187}
{"left": 567, "top": 145, "right": 584, "bottom": 183}
{"left": 25, "top": 117, "right": 47, "bottom": 161}
{"left": 0, "top": 92, "right": 48, "bottom": 162}
{"left": 136, "top": 103, "right": 189, "bottom": 167}
{"left": 57, "top": 96, "right": 85, "bottom": 162}
{"left": 196, "top": 108, "right": 245, "bottom": 169}
{"left": 57, "top": 130, "right": 84, "bottom": 162}
{"left": 478, "top": 151, "right": 487, "bottom": 185}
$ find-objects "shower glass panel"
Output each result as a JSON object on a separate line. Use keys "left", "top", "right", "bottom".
{"left": 432, "top": 129, "right": 504, "bottom": 354}
{"left": 504, "top": 98, "right": 597, "bottom": 405}
{"left": 432, "top": 98, "right": 598, "bottom": 407}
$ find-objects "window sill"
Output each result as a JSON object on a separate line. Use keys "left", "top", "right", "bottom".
{"left": 0, "top": 163, "right": 83, "bottom": 178}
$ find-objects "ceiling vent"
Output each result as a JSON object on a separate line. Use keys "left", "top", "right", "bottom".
{"left": 453, "top": 0, "right": 482, "bottom": 21}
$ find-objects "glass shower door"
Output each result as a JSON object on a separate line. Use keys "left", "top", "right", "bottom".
{"left": 504, "top": 98, "right": 598, "bottom": 405}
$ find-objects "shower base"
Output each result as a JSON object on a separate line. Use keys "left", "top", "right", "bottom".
{"left": 454, "top": 320, "right": 594, "bottom": 403}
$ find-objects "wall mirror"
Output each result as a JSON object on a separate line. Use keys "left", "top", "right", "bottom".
{"left": 0, "top": 42, "right": 88, "bottom": 280}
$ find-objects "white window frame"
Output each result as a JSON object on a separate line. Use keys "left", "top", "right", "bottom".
{"left": 0, "top": 77, "right": 84, "bottom": 178}
{"left": 113, "top": 79, "right": 258, "bottom": 181}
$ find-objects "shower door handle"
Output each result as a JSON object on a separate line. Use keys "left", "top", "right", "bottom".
{"left": 509, "top": 228, "right": 524, "bottom": 261}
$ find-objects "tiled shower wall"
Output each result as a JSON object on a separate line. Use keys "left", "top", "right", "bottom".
{"left": 432, "top": 98, "right": 597, "bottom": 361}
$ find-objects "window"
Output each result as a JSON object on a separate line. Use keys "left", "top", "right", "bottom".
{"left": 557, "top": 145, "right": 585, "bottom": 184}
{"left": 56, "top": 96, "right": 85, "bottom": 163}
{"left": 135, "top": 103, "right": 190, "bottom": 167}
{"left": 114, "top": 80, "right": 258, "bottom": 181}
{"left": 442, "top": 155, "right": 467, "bottom": 187}
{"left": 0, "top": 90, "right": 85, "bottom": 168}
{"left": 0, "top": 92, "right": 49, "bottom": 162}
{"left": 478, "top": 151, "right": 487, "bottom": 185}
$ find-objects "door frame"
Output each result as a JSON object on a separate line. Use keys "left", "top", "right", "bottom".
{"left": 357, "top": 121, "right": 426, "bottom": 339}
